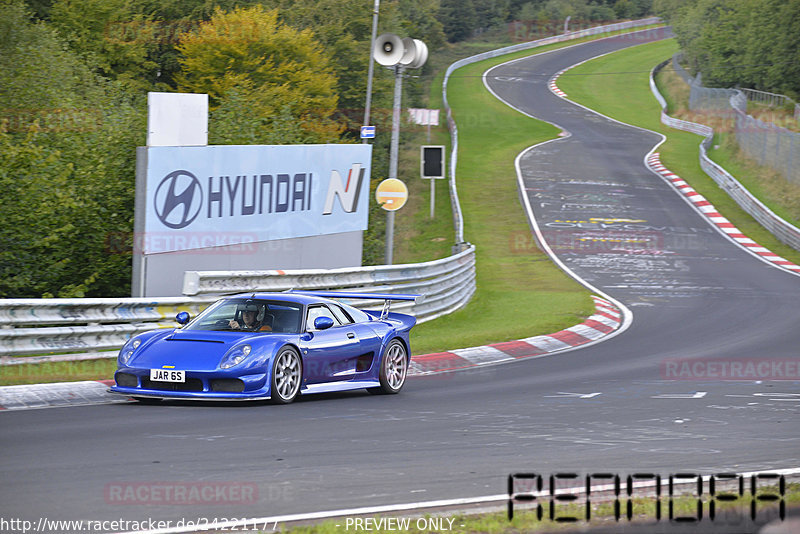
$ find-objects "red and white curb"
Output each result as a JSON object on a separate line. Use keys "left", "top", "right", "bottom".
{"left": 408, "top": 295, "right": 621, "bottom": 376}
{"left": 548, "top": 69, "right": 568, "bottom": 98}
{"left": 0, "top": 298, "right": 622, "bottom": 411}
{"left": 647, "top": 153, "right": 800, "bottom": 274}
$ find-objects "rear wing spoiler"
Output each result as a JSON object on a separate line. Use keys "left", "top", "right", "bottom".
{"left": 290, "top": 291, "right": 420, "bottom": 320}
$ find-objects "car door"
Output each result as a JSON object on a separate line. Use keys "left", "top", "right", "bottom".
{"left": 302, "top": 304, "right": 362, "bottom": 384}
{"left": 329, "top": 303, "right": 383, "bottom": 374}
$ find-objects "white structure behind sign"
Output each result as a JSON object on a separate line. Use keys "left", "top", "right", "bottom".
{"left": 147, "top": 92, "right": 208, "bottom": 147}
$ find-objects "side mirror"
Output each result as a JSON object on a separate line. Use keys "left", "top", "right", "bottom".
{"left": 314, "top": 316, "right": 335, "bottom": 331}
{"left": 175, "top": 311, "right": 190, "bottom": 325}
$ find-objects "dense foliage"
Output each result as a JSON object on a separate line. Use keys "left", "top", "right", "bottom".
{"left": 655, "top": 0, "right": 800, "bottom": 98}
{"left": 1, "top": 0, "right": 653, "bottom": 298}
{"left": 0, "top": 0, "right": 144, "bottom": 298}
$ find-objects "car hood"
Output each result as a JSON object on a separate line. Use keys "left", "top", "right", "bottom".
{"left": 130, "top": 329, "right": 254, "bottom": 371}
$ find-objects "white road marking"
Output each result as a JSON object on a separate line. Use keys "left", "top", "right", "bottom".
{"left": 652, "top": 391, "right": 707, "bottom": 399}
{"left": 544, "top": 391, "right": 602, "bottom": 399}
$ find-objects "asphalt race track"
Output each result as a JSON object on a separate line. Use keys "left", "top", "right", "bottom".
{"left": 2, "top": 29, "right": 800, "bottom": 531}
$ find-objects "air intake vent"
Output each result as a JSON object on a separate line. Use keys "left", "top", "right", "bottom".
{"left": 115, "top": 372, "right": 138, "bottom": 388}
{"left": 210, "top": 379, "right": 245, "bottom": 393}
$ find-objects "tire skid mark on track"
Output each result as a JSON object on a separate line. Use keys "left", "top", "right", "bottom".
{"left": 548, "top": 60, "right": 800, "bottom": 277}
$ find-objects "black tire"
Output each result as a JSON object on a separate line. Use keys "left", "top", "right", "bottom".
{"left": 270, "top": 346, "right": 302, "bottom": 404}
{"left": 368, "top": 339, "right": 408, "bottom": 395}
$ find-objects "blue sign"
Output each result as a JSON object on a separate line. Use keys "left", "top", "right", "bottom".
{"left": 360, "top": 125, "right": 376, "bottom": 139}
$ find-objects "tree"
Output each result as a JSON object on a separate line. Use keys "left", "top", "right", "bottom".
{"left": 661, "top": 0, "right": 799, "bottom": 97}
{"left": 473, "top": 0, "right": 512, "bottom": 30}
{"left": 0, "top": 0, "right": 144, "bottom": 298}
{"left": 439, "top": 0, "right": 478, "bottom": 42}
{"left": 48, "top": 0, "right": 161, "bottom": 92}
{"left": 175, "top": 5, "right": 341, "bottom": 141}
{"left": 739, "top": 0, "right": 800, "bottom": 97}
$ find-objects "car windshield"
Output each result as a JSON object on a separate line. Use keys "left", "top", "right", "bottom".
{"left": 184, "top": 298, "right": 303, "bottom": 334}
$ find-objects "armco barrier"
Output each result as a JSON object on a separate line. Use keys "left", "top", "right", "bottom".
{"left": 181, "top": 245, "right": 476, "bottom": 320}
{"left": 0, "top": 246, "right": 475, "bottom": 365}
{"left": 443, "top": 17, "right": 661, "bottom": 245}
{"left": 651, "top": 60, "right": 800, "bottom": 252}
{"left": 182, "top": 245, "right": 476, "bottom": 319}
{"left": 0, "top": 297, "right": 216, "bottom": 364}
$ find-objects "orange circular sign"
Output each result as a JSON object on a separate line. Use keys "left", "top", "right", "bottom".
{"left": 375, "top": 178, "right": 408, "bottom": 211}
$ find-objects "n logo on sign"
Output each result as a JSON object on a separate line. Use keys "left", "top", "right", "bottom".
{"left": 323, "top": 164, "right": 365, "bottom": 215}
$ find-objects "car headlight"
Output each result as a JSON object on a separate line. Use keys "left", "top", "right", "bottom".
{"left": 220, "top": 344, "right": 251, "bottom": 369}
{"left": 119, "top": 337, "right": 142, "bottom": 365}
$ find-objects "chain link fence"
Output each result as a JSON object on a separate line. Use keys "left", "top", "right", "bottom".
{"left": 672, "top": 54, "right": 800, "bottom": 185}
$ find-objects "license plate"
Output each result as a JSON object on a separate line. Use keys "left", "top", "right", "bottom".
{"left": 150, "top": 369, "right": 185, "bottom": 383}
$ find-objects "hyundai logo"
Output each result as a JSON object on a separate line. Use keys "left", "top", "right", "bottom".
{"left": 154, "top": 170, "right": 203, "bottom": 229}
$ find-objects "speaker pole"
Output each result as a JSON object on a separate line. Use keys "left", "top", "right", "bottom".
{"left": 363, "top": 0, "right": 380, "bottom": 145}
{"left": 385, "top": 64, "right": 404, "bottom": 265}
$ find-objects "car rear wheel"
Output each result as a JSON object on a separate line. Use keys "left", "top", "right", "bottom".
{"left": 368, "top": 339, "right": 408, "bottom": 395}
{"left": 271, "top": 347, "right": 302, "bottom": 404}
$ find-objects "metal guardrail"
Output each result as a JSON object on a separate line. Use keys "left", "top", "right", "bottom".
{"left": 0, "top": 246, "right": 475, "bottom": 364}
{"left": 442, "top": 17, "right": 661, "bottom": 245}
{"left": 651, "top": 60, "right": 800, "bottom": 252}
{"left": 0, "top": 297, "right": 217, "bottom": 363}
{"left": 181, "top": 245, "right": 477, "bottom": 320}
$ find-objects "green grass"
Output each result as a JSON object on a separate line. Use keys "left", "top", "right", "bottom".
{"left": 557, "top": 38, "right": 800, "bottom": 267}
{"left": 709, "top": 136, "right": 800, "bottom": 226}
{"left": 0, "top": 358, "right": 117, "bottom": 386}
{"left": 407, "top": 54, "right": 593, "bottom": 355}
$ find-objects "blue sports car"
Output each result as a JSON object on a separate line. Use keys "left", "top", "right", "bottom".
{"left": 109, "top": 291, "right": 417, "bottom": 404}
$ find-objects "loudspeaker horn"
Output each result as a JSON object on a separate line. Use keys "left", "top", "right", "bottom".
{"left": 401, "top": 39, "right": 428, "bottom": 69}
{"left": 400, "top": 37, "right": 417, "bottom": 66}
{"left": 373, "top": 33, "right": 404, "bottom": 66}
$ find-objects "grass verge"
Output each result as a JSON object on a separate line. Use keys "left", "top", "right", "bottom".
{"left": 279, "top": 483, "right": 800, "bottom": 533}
{"left": 0, "top": 359, "right": 117, "bottom": 386}
{"left": 556, "top": 38, "right": 800, "bottom": 267}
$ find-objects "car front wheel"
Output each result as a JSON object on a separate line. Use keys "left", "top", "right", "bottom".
{"left": 369, "top": 339, "right": 408, "bottom": 395}
{"left": 271, "top": 347, "right": 302, "bottom": 404}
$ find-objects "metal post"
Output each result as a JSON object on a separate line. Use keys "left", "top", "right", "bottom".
{"left": 426, "top": 109, "right": 434, "bottom": 219}
{"left": 362, "top": 0, "right": 380, "bottom": 145}
{"left": 385, "top": 65, "right": 404, "bottom": 265}
{"left": 430, "top": 176, "right": 435, "bottom": 219}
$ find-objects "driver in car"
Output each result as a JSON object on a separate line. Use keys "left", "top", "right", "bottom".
{"left": 229, "top": 304, "right": 272, "bottom": 332}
